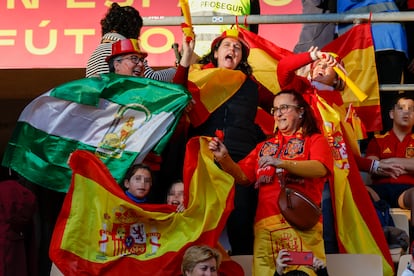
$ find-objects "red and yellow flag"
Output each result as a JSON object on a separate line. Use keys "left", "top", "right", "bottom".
{"left": 239, "top": 23, "right": 381, "bottom": 132}
{"left": 240, "top": 27, "right": 292, "bottom": 95}
{"left": 187, "top": 65, "right": 246, "bottom": 127}
{"left": 345, "top": 103, "right": 368, "bottom": 140}
{"left": 322, "top": 24, "right": 382, "bottom": 132}
{"left": 50, "top": 137, "right": 234, "bottom": 276}
{"left": 317, "top": 98, "right": 393, "bottom": 276}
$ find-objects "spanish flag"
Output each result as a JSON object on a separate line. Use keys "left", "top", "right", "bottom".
{"left": 49, "top": 137, "right": 235, "bottom": 275}
{"left": 317, "top": 98, "right": 394, "bottom": 276}
{"left": 345, "top": 103, "right": 368, "bottom": 140}
{"left": 322, "top": 24, "right": 382, "bottom": 132}
{"left": 239, "top": 23, "right": 382, "bottom": 132}
{"left": 187, "top": 65, "right": 247, "bottom": 127}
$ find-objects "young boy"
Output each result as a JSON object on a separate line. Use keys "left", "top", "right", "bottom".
{"left": 123, "top": 164, "right": 152, "bottom": 203}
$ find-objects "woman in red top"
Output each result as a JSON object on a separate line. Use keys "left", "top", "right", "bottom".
{"left": 209, "top": 90, "right": 333, "bottom": 276}
{"left": 276, "top": 47, "right": 403, "bottom": 256}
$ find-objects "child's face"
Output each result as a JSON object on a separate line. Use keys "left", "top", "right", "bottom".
{"left": 124, "top": 168, "right": 152, "bottom": 199}
{"left": 166, "top": 181, "right": 184, "bottom": 206}
{"left": 311, "top": 60, "right": 337, "bottom": 87}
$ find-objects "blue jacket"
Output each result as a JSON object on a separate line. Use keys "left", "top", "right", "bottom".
{"left": 337, "top": 0, "right": 408, "bottom": 56}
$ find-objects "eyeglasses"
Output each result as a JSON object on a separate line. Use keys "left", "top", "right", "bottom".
{"left": 271, "top": 104, "right": 300, "bottom": 115}
{"left": 395, "top": 104, "right": 414, "bottom": 113}
{"left": 117, "top": 56, "right": 145, "bottom": 64}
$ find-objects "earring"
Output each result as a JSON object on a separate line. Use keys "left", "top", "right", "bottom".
{"left": 299, "top": 114, "right": 303, "bottom": 119}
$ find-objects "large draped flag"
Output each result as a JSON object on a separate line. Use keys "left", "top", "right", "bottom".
{"left": 317, "top": 98, "right": 394, "bottom": 276}
{"left": 187, "top": 65, "right": 247, "bottom": 127}
{"left": 239, "top": 23, "right": 382, "bottom": 132}
{"left": 322, "top": 23, "right": 381, "bottom": 132}
{"left": 50, "top": 137, "right": 235, "bottom": 275}
{"left": 2, "top": 74, "right": 190, "bottom": 192}
{"left": 238, "top": 26, "right": 393, "bottom": 274}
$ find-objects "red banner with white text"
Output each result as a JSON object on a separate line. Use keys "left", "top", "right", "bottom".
{"left": 0, "top": 0, "right": 301, "bottom": 69}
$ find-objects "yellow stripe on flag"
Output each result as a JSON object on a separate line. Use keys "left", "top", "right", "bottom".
{"left": 249, "top": 48, "right": 281, "bottom": 94}
{"left": 189, "top": 67, "right": 246, "bottom": 112}
{"left": 341, "top": 46, "right": 378, "bottom": 107}
{"left": 317, "top": 99, "right": 394, "bottom": 276}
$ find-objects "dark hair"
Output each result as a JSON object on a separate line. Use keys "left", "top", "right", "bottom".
{"left": 123, "top": 164, "right": 152, "bottom": 185}
{"left": 108, "top": 58, "right": 116, "bottom": 72}
{"left": 101, "top": 3, "right": 143, "bottom": 38}
{"left": 274, "top": 90, "right": 321, "bottom": 137}
{"left": 284, "top": 270, "right": 310, "bottom": 276}
{"left": 391, "top": 93, "right": 414, "bottom": 110}
{"left": 166, "top": 179, "right": 184, "bottom": 201}
{"left": 198, "top": 38, "right": 252, "bottom": 75}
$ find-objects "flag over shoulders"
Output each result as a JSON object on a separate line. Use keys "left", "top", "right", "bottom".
{"left": 2, "top": 74, "right": 191, "bottom": 192}
{"left": 187, "top": 66, "right": 246, "bottom": 127}
{"left": 50, "top": 137, "right": 234, "bottom": 275}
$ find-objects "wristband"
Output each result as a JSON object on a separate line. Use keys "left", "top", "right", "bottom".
{"left": 370, "top": 160, "right": 380, "bottom": 174}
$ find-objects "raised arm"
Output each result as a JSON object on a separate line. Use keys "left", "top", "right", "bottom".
{"left": 208, "top": 137, "right": 251, "bottom": 185}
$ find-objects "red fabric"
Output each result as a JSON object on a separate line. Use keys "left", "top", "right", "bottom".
{"left": 219, "top": 260, "right": 244, "bottom": 276}
{"left": 0, "top": 180, "right": 37, "bottom": 276}
{"left": 335, "top": 132, "right": 394, "bottom": 270}
{"left": 366, "top": 130, "right": 414, "bottom": 185}
{"left": 322, "top": 24, "right": 381, "bottom": 132}
{"left": 355, "top": 154, "right": 374, "bottom": 172}
{"left": 172, "top": 64, "right": 189, "bottom": 87}
{"left": 238, "top": 133, "right": 333, "bottom": 223}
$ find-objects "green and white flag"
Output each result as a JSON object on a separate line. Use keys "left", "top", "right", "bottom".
{"left": 2, "top": 73, "right": 191, "bottom": 192}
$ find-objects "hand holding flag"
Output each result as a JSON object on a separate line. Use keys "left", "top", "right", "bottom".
{"left": 179, "top": 0, "right": 195, "bottom": 42}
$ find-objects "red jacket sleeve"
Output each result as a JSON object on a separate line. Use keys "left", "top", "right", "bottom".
{"left": 277, "top": 52, "right": 313, "bottom": 92}
{"left": 172, "top": 65, "right": 189, "bottom": 87}
{"left": 355, "top": 155, "right": 374, "bottom": 172}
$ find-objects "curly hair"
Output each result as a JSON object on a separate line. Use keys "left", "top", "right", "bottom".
{"left": 100, "top": 3, "right": 143, "bottom": 39}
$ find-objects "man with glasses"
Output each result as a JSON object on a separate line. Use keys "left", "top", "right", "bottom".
{"left": 365, "top": 94, "right": 414, "bottom": 229}
{"left": 105, "top": 39, "right": 147, "bottom": 77}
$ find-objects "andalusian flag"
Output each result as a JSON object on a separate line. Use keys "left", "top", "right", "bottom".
{"left": 50, "top": 137, "right": 234, "bottom": 275}
{"left": 2, "top": 74, "right": 190, "bottom": 192}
